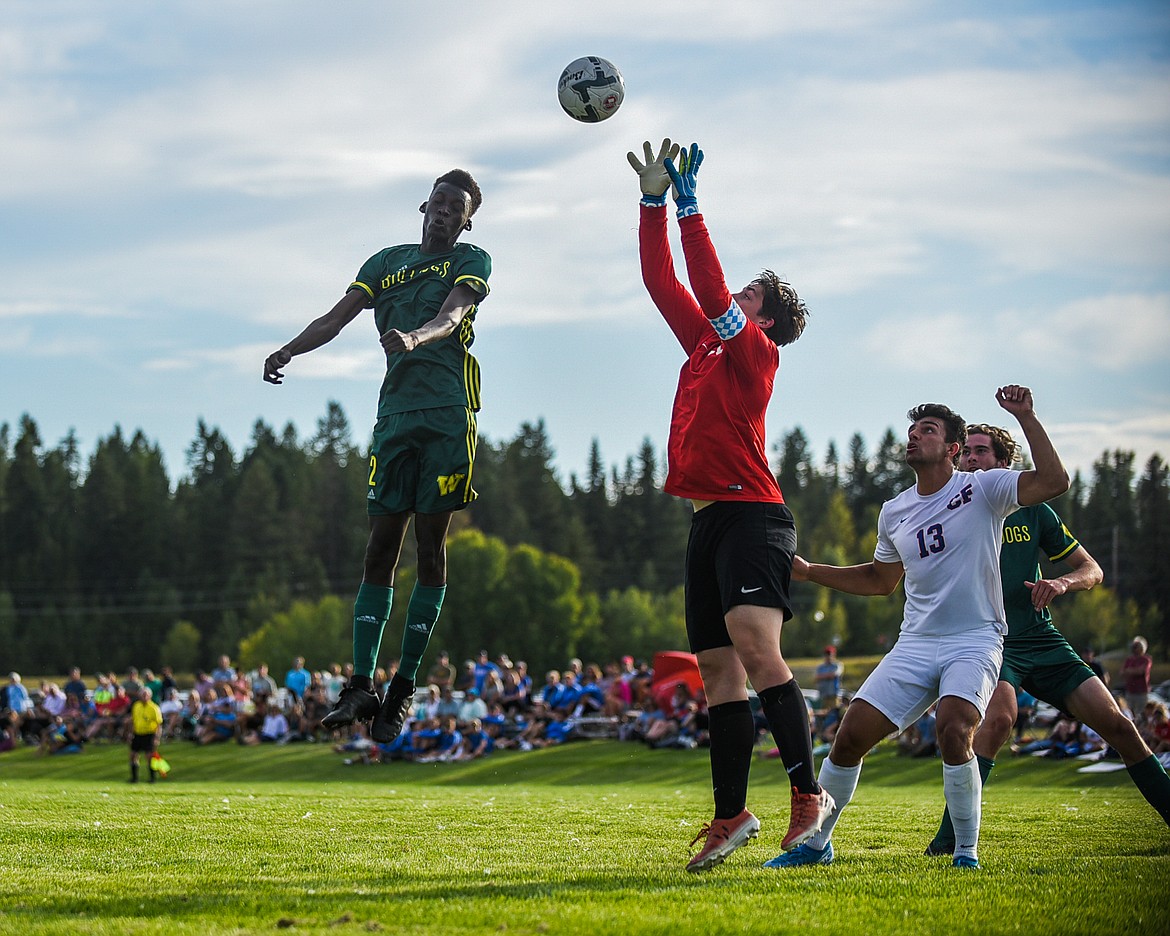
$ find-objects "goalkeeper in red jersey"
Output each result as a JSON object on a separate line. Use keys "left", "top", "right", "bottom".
{"left": 627, "top": 139, "right": 830, "bottom": 872}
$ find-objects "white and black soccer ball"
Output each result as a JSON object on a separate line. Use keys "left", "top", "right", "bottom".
{"left": 557, "top": 56, "right": 625, "bottom": 123}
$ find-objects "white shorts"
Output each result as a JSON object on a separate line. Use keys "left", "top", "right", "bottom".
{"left": 853, "top": 627, "right": 1003, "bottom": 733}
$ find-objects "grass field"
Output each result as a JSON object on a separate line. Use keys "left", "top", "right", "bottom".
{"left": 0, "top": 740, "right": 1166, "bottom": 936}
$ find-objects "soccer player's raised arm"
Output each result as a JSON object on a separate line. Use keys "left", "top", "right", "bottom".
{"left": 996, "top": 385, "right": 1070, "bottom": 506}
{"left": 630, "top": 138, "right": 708, "bottom": 351}
{"left": 263, "top": 289, "right": 368, "bottom": 384}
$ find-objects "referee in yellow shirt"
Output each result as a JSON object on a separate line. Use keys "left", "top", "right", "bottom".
{"left": 128, "top": 688, "right": 163, "bottom": 783}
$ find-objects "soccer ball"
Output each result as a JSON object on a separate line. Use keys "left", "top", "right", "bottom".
{"left": 557, "top": 56, "right": 624, "bottom": 123}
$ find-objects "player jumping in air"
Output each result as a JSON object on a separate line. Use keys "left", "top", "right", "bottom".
{"left": 264, "top": 170, "right": 490, "bottom": 744}
{"left": 768, "top": 387, "right": 1069, "bottom": 870}
{"left": 628, "top": 138, "right": 830, "bottom": 872}
{"left": 925, "top": 422, "right": 1170, "bottom": 853}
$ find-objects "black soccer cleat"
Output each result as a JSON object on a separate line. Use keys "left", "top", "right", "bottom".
{"left": 321, "top": 686, "right": 381, "bottom": 729}
{"left": 370, "top": 675, "right": 415, "bottom": 744}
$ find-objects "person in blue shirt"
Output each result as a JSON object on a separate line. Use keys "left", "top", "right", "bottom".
{"left": 285, "top": 657, "right": 311, "bottom": 700}
{"left": 473, "top": 650, "right": 501, "bottom": 695}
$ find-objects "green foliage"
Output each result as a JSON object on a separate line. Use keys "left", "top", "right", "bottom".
{"left": 588, "top": 585, "right": 688, "bottom": 663}
{"left": 1, "top": 403, "right": 1168, "bottom": 674}
{"left": 160, "top": 620, "right": 202, "bottom": 673}
{"left": 238, "top": 595, "right": 353, "bottom": 672}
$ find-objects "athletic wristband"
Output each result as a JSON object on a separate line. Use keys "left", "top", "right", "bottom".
{"left": 675, "top": 196, "right": 699, "bottom": 219}
{"left": 640, "top": 193, "right": 667, "bottom": 208}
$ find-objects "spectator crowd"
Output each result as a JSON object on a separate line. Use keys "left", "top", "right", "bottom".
{"left": 3, "top": 638, "right": 1166, "bottom": 771}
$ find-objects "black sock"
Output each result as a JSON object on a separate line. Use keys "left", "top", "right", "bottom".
{"left": 756, "top": 679, "right": 819, "bottom": 795}
{"left": 130, "top": 761, "right": 138, "bottom": 782}
{"left": 349, "top": 674, "right": 374, "bottom": 692}
{"left": 707, "top": 700, "right": 755, "bottom": 819}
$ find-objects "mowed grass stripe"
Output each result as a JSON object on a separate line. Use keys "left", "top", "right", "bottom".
{"left": 0, "top": 742, "right": 1166, "bottom": 935}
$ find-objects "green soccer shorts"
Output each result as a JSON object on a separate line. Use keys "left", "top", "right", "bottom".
{"left": 999, "top": 627, "right": 1095, "bottom": 709}
{"left": 366, "top": 406, "right": 478, "bottom": 515}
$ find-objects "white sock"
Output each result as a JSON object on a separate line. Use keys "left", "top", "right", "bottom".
{"left": 807, "top": 757, "right": 862, "bottom": 850}
{"left": 943, "top": 757, "right": 982, "bottom": 861}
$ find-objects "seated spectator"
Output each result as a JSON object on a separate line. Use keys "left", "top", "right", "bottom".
{"left": 435, "top": 686, "right": 462, "bottom": 721}
{"left": 121, "top": 668, "right": 143, "bottom": 697}
{"left": 897, "top": 705, "right": 938, "bottom": 757}
{"left": 159, "top": 666, "right": 179, "bottom": 700}
{"left": 210, "top": 655, "right": 237, "bottom": 685}
{"left": 193, "top": 671, "right": 215, "bottom": 700}
{"left": 628, "top": 660, "right": 654, "bottom": 707}
{"left": 178, "top": 689, "right": 204, "bottom": 741}
{"left": 603, "top": 677, "right": 633, "bottom": 718}
{"left": 324, "top": 663, "right": 347, "bottom": 708}
{"left": 297, "top": 673, "right": 329, "bottom": 740}
{"left": 40, "top": 682, "right": 68, "bottom": 720}
{"left": 249, "top": 663, "right": 278, "bottom": 702}
{"left": 415, "top": 715, "right": 463, "bottom": 763}
{"left": 40, "top": 716, "right": 85, "bottom": 756}
{"left": 473, "top": 649, "right": 501, "bottom": 695}
{"left": 1015, "top": 688, "right": 1038, "bottom": 743}
{"left": 195, "top": 687, "right": 237, "bottom": 745}
{"left": 480, "top": 669, "right": 505, "bottom": 706}
{"left": 556, "top": 671, "right": 583, "bottom": 713}
{"left": 415, "top": 685, "right": 442, "bottom": 722}
{"left": 458, "top": 688, "right": 488, "bottom": 726}
{"left": 454, "top": 660, "right": 477, "bottom": 694}
{"left": 815, "top": 701, "right": 845, "bottom": 749}
{"left": 4, "top": 673, "right": 34, "bottom": 741}
{"left": 63, "top": 668, "right": 89, "bottom": 704}
{"left": 426, "top": 651, "right": 455, "bottom": 693}
{"left": 537, "top": 670, "right": 565, "bottom": 709}
{"left": 499, "top": 668, "right": 528, "bottom": 715}
{"left": 234, "top": 689, "right": 263, "bottom": 744}
{"left": 453, "top": 718, "right": 494, "bottom": 761}
{"left": 534, "top": 709, "right": 575, "bottom": 748}
{"left": 143, "top": 669, "right": 164, "bottom": 702}
{"left": 504, "top": 700, "right": 552, "bottom": 751}
{"left": 1140, "top": 702, "right": 1170, "bottom": 755}
{"left": 514, "top": 660, "right": 533, "bottom": 702}
{"left": 63, "top": 692, "right": 96, "bottom": 740}
{"left": 644, "top": 685, "right": 693, "bottom": 748}
{"left": 1017, "top": 712, "right": 1101, "bottom": 758}
{"left": 261, "top": 702, "right": 292, "bottom": 743}
{"left": 157, "top": 688, "right": 184, "bottom": 739}
{"left": 87, "top": 683, "right": 131, "bottom": 742}
{"left": 574, "top": 669, "right": 605, "bottom": 717}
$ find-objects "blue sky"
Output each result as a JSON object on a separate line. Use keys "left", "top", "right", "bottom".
{"left": 3, "top": 1, "right": 1168, "bottom": 489}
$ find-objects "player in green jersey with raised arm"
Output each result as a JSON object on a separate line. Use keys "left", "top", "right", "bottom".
{"left": 264, "top": 169, "right": 490, "bottom": 745}
{"left": 926, "top": 423, "right": 1170, "bottom": 854}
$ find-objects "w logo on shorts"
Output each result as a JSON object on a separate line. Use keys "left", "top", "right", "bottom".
{"left": 436, "top": 473, "right": 466, "bottom": 496}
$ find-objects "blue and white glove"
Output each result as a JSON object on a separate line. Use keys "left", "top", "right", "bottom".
{"left": 664, "top": 143, "right": 703, "bottom": 219}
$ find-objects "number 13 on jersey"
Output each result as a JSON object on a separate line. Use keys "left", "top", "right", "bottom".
{"left": 916, "top": 523, "right": 945, "bottom": 558}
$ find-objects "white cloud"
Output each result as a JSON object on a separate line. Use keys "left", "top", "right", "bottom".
{"left": 0, "top": 1, "right": 1167, "bottom": 480}
{"left": 1012, "top": 293, "right": 1170, "bottom": 371}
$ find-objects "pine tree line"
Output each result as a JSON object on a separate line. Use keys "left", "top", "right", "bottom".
{"left": 1, "top": 403, "right": 1166, "bottom": 676}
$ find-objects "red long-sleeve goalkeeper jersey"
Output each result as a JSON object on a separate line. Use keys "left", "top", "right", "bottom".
{"left": 639, "top": 203, "right": 784, "bottom": 504}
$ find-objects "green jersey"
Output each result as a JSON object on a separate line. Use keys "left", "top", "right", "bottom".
{"left": 999, "top": 502, "right": 1079, "bottom": 639}
{"left": 350, "top": 242, "right": 491, "bottom": 417}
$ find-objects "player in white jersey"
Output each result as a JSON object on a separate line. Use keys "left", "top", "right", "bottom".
{"left": 765, "top": 386, "right": 1069, "bottom": 870}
